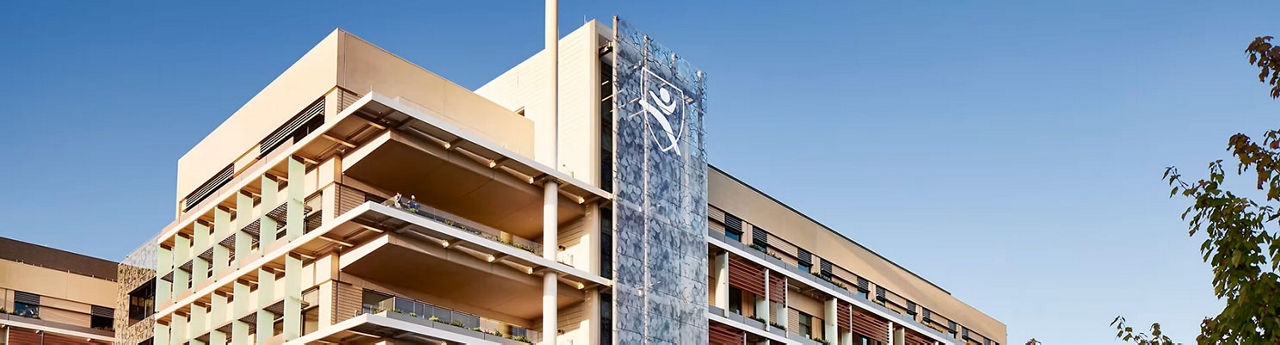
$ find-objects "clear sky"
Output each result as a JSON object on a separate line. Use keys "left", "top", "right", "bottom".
{"left": 2, "top": 0, "right": 1277, "bottom": 343}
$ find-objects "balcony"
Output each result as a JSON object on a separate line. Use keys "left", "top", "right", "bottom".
{"left": 706, "top": 228, "right": 958, "bottom": 345}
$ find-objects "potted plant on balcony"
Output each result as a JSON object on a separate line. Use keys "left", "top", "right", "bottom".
{"left": 513, "top": 335, "right": 533, "bottom": 344}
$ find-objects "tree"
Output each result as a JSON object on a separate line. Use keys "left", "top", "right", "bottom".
{"left": 1114, "top": 36, "right": 1280, "bottom": 344}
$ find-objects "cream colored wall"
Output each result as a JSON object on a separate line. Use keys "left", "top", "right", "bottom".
{"left": 708, "top": 168, "right": 1006, "bottom": 344}
{"left": 176, "top": 29, "right": 535, "bottom": 209}
{"left": 475, "top": 21, "right": 606, "bottom": 184}
{"left": 177, "top": 30, "right": 341, "bottom": 203}
{"left": 336, "top": 31, "right": 533, "bottom": 158}
{"left": 0, "top": 260, "right": 117, "bottom": 310}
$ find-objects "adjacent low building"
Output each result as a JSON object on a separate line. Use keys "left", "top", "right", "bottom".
{"left": 25, "top": 17, "right": 1005, "bottom": 345}
{"left": 0, "top": 237, "right": 119, "bottom": 345}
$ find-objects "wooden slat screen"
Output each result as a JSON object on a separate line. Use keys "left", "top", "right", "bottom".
{"left": 8, "top": 328, "right": 41, "bottom": 344}
{"left": 709, "top": 322, "right": 745, "bottom": 345}
{"left": 768, "top": 270, "right": 786, "bottom": 304}
{"left": 904, "top": 329, "right": 933, "bottom": 345}
{"left": 728, "top": 255, "right": 765, "bottom": 297}
{"left": 836, "top": 301, "right": 852, "bottom": 331}
{"left": 852, "top": 306, "right": 889, "bottom": 344}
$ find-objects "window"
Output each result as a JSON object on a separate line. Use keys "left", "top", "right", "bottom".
{"left": 14, "top": 301, "right": 38, "bottom": 318}
{"left": 726, "top": 229, "right": 742, "bottom": 242}
{"left": 129, "top": 281, "right": 156, "bottom": 322}
{"left": 798, "top": 261, "right": 812, "bottom": 273}
{"left": 797, "top": 311, "right": 813, "bottom": 339}
{"left": 92, "top": 314, "right": 114, "bottom": 330}
{"left": 728, "top": 287, "right": 743, "bottom": 314}
{"left": 724, "top": 213, "right": 744, "bottom": 243}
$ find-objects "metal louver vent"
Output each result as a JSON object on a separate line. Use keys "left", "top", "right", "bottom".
{"left": 798, "top": 249, "right": 812, "bottom": 265}
{"left": 260, "top": 99, "right": 324, "bottom": 157}
{"left": 14, "top": 291, "right": 39, "bottom": 305}
{"left": 752, "top": 227, "right": 768, "bottom": 246}
{"left": 91, "top": 305, "right": 114, "bottom": 318}
{"left": 183, "top": 164, "right": 234, "bottom": 211}
{"left": 724, "top": 213, "right": 742, "bottom": 234}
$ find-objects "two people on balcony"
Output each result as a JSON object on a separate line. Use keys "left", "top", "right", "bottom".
{"left": 392, "top": 193, "right": 420, "bottom": 214}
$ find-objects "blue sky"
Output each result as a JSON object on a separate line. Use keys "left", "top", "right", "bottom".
{"left": 2, "top": 0, "right": 1277, "bottom": 343}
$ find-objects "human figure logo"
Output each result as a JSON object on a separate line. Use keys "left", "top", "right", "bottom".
{"left": 639, "top": 67, "right": 687, "bottom": 156}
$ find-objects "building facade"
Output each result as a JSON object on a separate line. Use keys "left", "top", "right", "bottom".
{"left": 0, "top": 237, "right": 119, "bottom": 344}
{"left": 124, "top": 18, "right": 1005, "bottom": 345}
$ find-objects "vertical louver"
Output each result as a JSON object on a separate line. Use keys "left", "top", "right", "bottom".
{"left": 752, "top": 226, "right": 768, "bottom": 247}
{"left": 798, "top": 249, "right": 812, "bottom": 266}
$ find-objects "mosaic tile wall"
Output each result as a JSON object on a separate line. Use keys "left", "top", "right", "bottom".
{"left": 116, "top": 236, "right": 158, "bottom": 344}
{"left": 612, "top": 18, "right": 709, "bottom": 345}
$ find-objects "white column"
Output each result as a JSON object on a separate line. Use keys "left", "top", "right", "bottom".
{"left": 545, "top": 0, "right": 559, "bottom": 166}
{"left": 713, "top": 252, "right": 729, "bottom": 308}
{"left": 824, "top": 298, "right": 837, "bottom": 343}
{"left": 543, "top": 181, "right": 559, "bottom": 345}
{"left": 758, "top": 270, "right": 770, "bottom": 323}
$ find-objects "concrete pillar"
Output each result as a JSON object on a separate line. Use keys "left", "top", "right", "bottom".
{"left": 713, "top": 252, "right": 729, "bottom": 308}
{"left": 841, "top": 330, "right": 852, "bottom": 345}
{"left": 284, "top": 254, "right": 302, "bottom": 340}
{"left": 542, "top": 181, "right": 559, "bottom": 345}
{"left": 260, "top": 175, "right": 279, "bottom": 247}
{"left": 824, "top": 298, "right": 837, "bottom": 343}
{"left": 758, "top": 270, "right": 771, "bottom": 322}
{"left": 893, "top": 324, "right": 905, "bottom": 345}
{"left": 286, "top": 156, "right": 305, "bottom": 241}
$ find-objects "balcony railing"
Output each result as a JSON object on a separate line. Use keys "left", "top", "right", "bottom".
{"left": 360, "top": 293, "right": 539, "bottom": 344}
{"left": 381, "top": 196, "right": 543, "bottom": 255}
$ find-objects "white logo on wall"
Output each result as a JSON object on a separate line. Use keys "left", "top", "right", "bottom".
{"left": 639, "top": 67, "right": 687, "bottom": 156}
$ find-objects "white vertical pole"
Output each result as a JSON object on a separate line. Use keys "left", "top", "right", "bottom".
{"left": 543, "top": 1, "right": 560, "bottom": 344}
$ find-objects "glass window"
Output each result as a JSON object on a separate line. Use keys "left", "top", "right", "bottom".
{"left": 725, "top": 229, "right": 742, "bottom": 242}
{"left": 129, "top": 281, "right": 156, "bottom": 322}
{"left": 728, "top": 287, "right": 742, "bottom": 314}
{"left": 92, "top": 314, "right": 113, "bottom": 330}
{"left": 798, "top": 311, "right": 813, "bottom": 338}
{"left": 14, "top": 302, "right": 38, "bottom": 318}
{"left": 798, "top": 262, "right": 812, "bottom": 273}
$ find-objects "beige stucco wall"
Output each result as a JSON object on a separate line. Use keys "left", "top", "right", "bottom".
{"left": 708, "top": 168, "right": 1006, "bottom": 343}
{"left": 176, "top": 30, "right": 341, "bottom": 203}
{"left": 0, "top": 260, "right": 116, "bottom": 309}
{"left": 175, "top": 29, "right": 534, "bottom": 207}
{"left": 475, "top": 21, "right": 609, "bottom": 184}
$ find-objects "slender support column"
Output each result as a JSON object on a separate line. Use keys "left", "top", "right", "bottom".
{"left": 542, "top": 181, "right": 559, "bottom": 345}
{"left": 713, "top": 252, "right": 729, "bottom": 308}
{"left": 824, "top": 298, "right": 838, "bottom": 343}
{"left": 232, "top": 280, "right": 250, "bottom": 344}
{"left": 284, "top": 254, "right": 302, "bottom": 340}
{"left": 841, "top": 329, "right": 852, "bottom": 345}
{"left": 758, "top": 270, "right": 770, "bottom": 323}
{"left": 893, "top": 323, "right": 905, "bottom": 345}
{"left": 286, "top": 156, "right": 305, "bottom": 241}
{"left": 260, "top": 175, "right": 278, "bottom": 247}
{"left": 545, "top": 0, "right": 559, "bottom": 166}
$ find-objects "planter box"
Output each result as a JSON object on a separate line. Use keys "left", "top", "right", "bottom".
{"left": 742, "top": 317, "right": 765, "bottom": 330}
{"left": 434, "top": 322, "right": 487, "bottom": 340}
{"left": 708, "top": 305, "right": 725, "bottom": 317}
{"left": 767, "top": 325, "right": 786, "bottom": 336}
